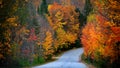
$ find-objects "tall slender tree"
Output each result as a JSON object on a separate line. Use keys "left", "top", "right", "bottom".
{"left": 38, "top": 0, "right": 48, "bottom": 15}
{"left": 83, "top": 0, "right": 93, "bottom": 16}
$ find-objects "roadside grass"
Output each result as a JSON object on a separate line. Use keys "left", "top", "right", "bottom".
{"left": 81, "top": 54, "right": 119, "bottom": 68}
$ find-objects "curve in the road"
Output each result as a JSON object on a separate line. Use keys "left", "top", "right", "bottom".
{"left": 33, "top": 48, "right": 88, "bottom": 68}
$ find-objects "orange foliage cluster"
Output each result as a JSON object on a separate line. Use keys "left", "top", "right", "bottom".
{"left": 92, "top": 0, "right": 120, "bottom": 25}
{"left": 81, "top": 14, "right": 120, "bottom": 62}
{"left": 47, "top": 2, "right": 80, "bottom": 50}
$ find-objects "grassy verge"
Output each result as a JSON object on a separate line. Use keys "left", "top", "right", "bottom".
{"left": 81, "top": 54, "right": 119, "bottom": 68}
{"left": 81, "top": 54, "right": 96, "bottom": 68}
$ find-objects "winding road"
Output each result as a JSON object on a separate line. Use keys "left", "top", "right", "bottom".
{"left": 33, "top": 48, "right": 87, "bottom": 68}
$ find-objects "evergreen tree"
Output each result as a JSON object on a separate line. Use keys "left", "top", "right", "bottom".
{"left": 38, "top": 0, "right": 48, "bottom": 15}
{"left": 83, "top": 0, "right": 93, "bottom": 16}
{"left": 83, "top": 0, "right": 93, "bottom": 25}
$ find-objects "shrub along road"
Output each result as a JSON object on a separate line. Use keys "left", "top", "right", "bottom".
{"left": 33, "top": 48, "right": 87, "bottom": 68}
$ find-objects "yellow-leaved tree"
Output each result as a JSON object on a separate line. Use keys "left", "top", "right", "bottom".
{"left": 42, "top": 31, "right": 54, "bottom": 59}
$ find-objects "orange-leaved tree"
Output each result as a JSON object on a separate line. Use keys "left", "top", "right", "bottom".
{"left": 47, "top": 2, "right": 80, "bottom": 50}
{"left": 81, "top": 13, "right": 120, "bottom": 67}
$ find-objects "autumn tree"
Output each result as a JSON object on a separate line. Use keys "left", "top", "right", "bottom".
{"left": 47, "top": 2, "right": 80, "bottom": 50}
{"left": 42, "top": 31, "right": 54, "bottom": 59}
{"left": 81, "top": 13, "right": 120, "bottom": 68}
{"left": 91, "top": 1, "right": 119, "bottom": 67}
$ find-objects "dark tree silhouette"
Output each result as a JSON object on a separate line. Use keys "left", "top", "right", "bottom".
{"left": 38, "top": 0, "right": 48, "bottom": 15}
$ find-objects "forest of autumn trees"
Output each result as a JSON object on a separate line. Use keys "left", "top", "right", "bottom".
{"left": 0, "top": 0, "right": 41, "bottom": 67}
{"left": 0, "top": 0, "right": 80, "bottom": 67}
{"left": 0, "top": 0, "right": 119, "bottom": 68}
